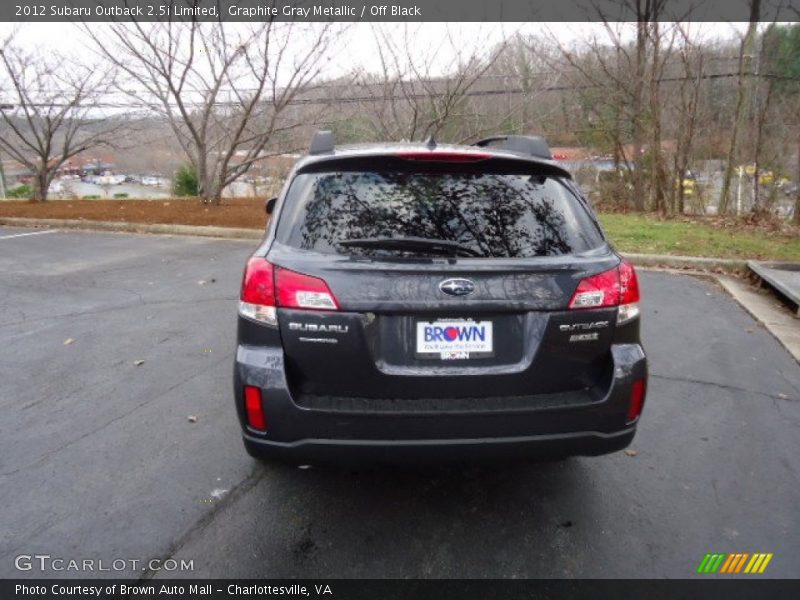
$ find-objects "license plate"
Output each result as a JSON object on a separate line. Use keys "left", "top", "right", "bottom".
{"left": 415, "top": 320, "right": 493, "bottom": 359}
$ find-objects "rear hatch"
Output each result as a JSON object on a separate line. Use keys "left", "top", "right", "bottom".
{"left": 269, "top": 153, "right": 621, "bottom": 404}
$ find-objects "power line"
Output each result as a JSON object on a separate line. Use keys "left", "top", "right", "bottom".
{"left": 4, "top": 70, "right": 796, "bottom": 111}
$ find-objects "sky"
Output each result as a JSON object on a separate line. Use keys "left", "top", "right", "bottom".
{"left": 0, "top": 21, "right": 750, "bottom": 82}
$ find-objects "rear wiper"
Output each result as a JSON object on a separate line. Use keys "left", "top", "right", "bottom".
{"left": 337, "top": 236, "right": 482, "bottom": 257}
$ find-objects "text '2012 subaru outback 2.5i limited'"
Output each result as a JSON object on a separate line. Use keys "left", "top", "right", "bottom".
{"left": 234, "top": 132, "right": 647, "bottom": 464}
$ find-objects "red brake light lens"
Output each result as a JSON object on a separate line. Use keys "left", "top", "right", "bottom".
{"left": 568, "top": 267, "right": 621, "bottom": 309}
{"left": 244, "top": 385, "right": 267, "bottom": 431}
{"left": 568, "top": 260, "right": 640, "bottom": 309}
{"left": 241, "top": 258, "right": 275, "bottom": 306}
{"left": 275, "top": 267, "right": 339, "bottom": 310}
{"left": 627, "top": 378, "right": 647, "bottom": 423}
{"left": 396, "top": 151, "right": 492, "bottom": 162}
{"left": 618, "top": 259, "right": 640, "bottom": 305}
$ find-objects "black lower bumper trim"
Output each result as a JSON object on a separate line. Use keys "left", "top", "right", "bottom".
{"left": 243, "top": 427, "right": 636, "bottom": 465}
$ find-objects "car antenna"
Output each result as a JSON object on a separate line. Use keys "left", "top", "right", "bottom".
{"left": 424, "top": 134, "right": 436, "bottom": 150}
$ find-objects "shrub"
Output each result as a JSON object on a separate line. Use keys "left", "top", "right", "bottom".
{"left": 82, "top": 195, "right": 101, "bottom": 200}
{"left": 7, "top": 184, "right": 33, "bottom": 199}
{"left": 113, "top": 193, "right": 129, "bottom": 199}
{"left": 172, "top": 164, "right": 198, "bottom": 197}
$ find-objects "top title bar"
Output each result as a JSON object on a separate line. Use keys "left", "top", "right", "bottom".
{"left": 5, "top": 0, "right": 800, "bottom": 23}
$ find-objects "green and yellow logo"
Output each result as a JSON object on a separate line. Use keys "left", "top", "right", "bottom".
{"left": 697, "top": 553, "right": 773, "bottom": 574}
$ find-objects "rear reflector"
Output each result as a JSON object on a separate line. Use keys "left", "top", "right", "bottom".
{"left": 244, "top": 386, "right": 267, "bottom": 431}
{"left": 626, "top": 379, "right": 647, "bottom": 423}
{"left": 396, "top": 151, "right": 492, "bottom": 162}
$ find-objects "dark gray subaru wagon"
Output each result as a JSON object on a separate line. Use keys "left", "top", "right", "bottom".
{"left": 233, "top": 132, "right": 647, "bottom": 463}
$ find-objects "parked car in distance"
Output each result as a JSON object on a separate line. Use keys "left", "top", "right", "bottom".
{"left": 141, "top": 175, "right": 164, "bottom": 186}
{"left": 234, "top": 132, "right": 648, "bottom": 465}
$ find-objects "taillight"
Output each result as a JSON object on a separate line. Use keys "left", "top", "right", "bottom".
{"left": 618, "top": 260, "right": 640, "bottom": 305}
{"left": 617, "top": 259, "right": 640, "bottom": 323}
{"left": 568, "top": 259, "right": 640, "bottom": 324}
{"left": 239, "top": 258, "right": 277, "bottom": 325}
{"left": 238, "top": 257, "right": 339, "bottom": 325}
{"left": 275, "top": 267, "right": 339, "bottom": 310}
{"left": 241, "top": 257, "right": 276, "bottom": 305}
{"left": 244, "top": 385, "right": 267, "bottom": 431}
{"left": 568, "top": 268, "right": 620, "bottom": 309}
{"left": 626, "top": 378, "right": 647, "bottom": 423}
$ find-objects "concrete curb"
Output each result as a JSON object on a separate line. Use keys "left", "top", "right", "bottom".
{"left": 0, "top": 217, "right": 264, "bottom": 241}
{"left": 623, "top": 252, "right": 747, "bottom": 273}
{"left": 716, "top": 275, "right": 800, "bottom": 363}
{"left": 0, "top": 217, "right": 748, "bottom": 272}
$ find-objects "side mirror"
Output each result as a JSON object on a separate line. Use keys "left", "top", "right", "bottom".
{"left": 265, "top": 197, "right": 277, "bottom": 215}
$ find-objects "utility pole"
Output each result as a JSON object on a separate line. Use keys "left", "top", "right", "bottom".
{"left": 736, "top": 166, "right": 743, "bottom": 216}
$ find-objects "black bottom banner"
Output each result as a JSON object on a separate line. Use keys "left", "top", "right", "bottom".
{"left": 4, "top": 579, "right": 800, "bottom": 600}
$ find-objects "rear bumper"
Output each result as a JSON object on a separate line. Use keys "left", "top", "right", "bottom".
{"left": 233, "top": 343, "right": 647, "bottom": 464}
{"left": 242, "top": 427, "right": 636, "bottom": 464}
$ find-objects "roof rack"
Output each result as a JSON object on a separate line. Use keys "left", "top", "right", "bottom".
{"left": 472, "top": 135, "right": 552, "bottom": 160}
{"left": 309, "top": 130, "right": 335, "bottom": 155}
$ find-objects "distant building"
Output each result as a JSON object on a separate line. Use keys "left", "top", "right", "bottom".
{"left": 79, "top": 158, "right": 115, "bottom": 176}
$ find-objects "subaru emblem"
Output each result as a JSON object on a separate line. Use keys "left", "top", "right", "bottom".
{"left": 439, "top": 278, "right": 475, "bottom": 297}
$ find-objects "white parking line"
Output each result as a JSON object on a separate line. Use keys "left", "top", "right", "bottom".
{"left": 0, "top": 229, "right": 59, "bottom": 240}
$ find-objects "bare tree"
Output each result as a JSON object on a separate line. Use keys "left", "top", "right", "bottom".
{"left": 0, "top": 35, "right": 119, "bottom": 202}
{"left": 758, "top": 22, "right": 800, "bottom": 223}
{"left": 751, "top": 44, "right": 775, "bottom": 214}
{"left": 669, "top": 24, "right": 706, "bottom": 215}
{"left": 719, "top": 1, "right": 761, "bottom": 214}
{"left": 87, "top": 17, "right": 336, "bottom": 204}
{"left": 350, "top": 24, "right": 503, "bottom": 143}
{"left": 547, "top": 21, "right": 645, "bottom": 208}
{"left": 646, "top": 17, "right": 678, "bottom": 214}
{"left": 491, "top": 33, "right": 567, "bottom": 141}
{"left": 567, "top": 8, "right": 655, "bottom": 211}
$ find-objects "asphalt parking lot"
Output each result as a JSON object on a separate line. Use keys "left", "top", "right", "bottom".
{"left": 1, "top": 227, "right": 799, "bottom": 579}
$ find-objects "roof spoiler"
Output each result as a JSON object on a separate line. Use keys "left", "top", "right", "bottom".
{"left": 308, "top": 130, "right": 554, "bottom": 161}
{"left": 309, "top": 130, "right": 335, "bottom": 155}
{"left": 472, "top": 135, "right": 552, "bottom": 160}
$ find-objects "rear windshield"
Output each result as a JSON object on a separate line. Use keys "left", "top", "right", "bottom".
{"left": 275, "top": 171, "right": 604, "bottom": 258}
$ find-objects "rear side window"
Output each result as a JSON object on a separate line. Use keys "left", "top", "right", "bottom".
{"left": 275, "top": 171, "right": 604, "bottom": 258}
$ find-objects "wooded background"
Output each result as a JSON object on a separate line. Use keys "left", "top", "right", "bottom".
{"left": 1, "top": 3, "right": 799, "bottom": 223}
